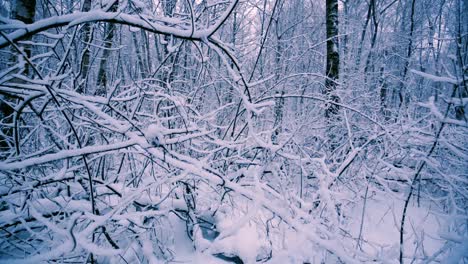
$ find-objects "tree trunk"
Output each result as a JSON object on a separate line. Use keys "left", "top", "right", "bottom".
{"left": 355, "top": 0, "right": 373, "bottom": 69}
{"left": 398, "top": 0, "right": 417, "bottom": 110}
{"left": 12, "top": 0, "right": 36, "bottom": 71}
{"left": 76, "top": 0, "right": 92, "bottom": 94}
{"left": 0, "top": 0, "right": 36, "bottom": 155}
{"left": 96, "top": 2, "right": 118, "bottom": 96}
{"left": 272, "top": 91, "right": 285, "bottom": 145}
{"left": 454, "top": 0, "right": 467, "bottom": 121}
{"left": 325, "top": 0, "right": 340, "bottom": 118}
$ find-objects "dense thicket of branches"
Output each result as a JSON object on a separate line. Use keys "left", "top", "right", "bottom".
{"left": 0, "top": 0, "right": 466, "bottom": 263}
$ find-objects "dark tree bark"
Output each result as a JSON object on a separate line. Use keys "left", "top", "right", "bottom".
{"left": 272, "top": 91, "right": 285, "bottom": 145}
{"left": 454, "top": 0, "right": 467, "bottom": 121}
{"left": 325, "top": 0, "right": 340, "bottom": 118}
{"left": 0, "top": 0, "right": 36, "bottom": 154}
{"left": 12, "top": 0, "right": 36, "bottom": 69}
{"left": 96, "top": 2, "right": 118, "bottom": 96}
{"left": 398, "top": 0, "right": 417, "bottom": 110}
{"left": 355, "top": 0, "right": 373, "bottom": 69}
{"left": 76, "top": 0, "right": 92, "bottom": 94}
{"left": 12, "top": 0, "right": 36, "bottom": 25}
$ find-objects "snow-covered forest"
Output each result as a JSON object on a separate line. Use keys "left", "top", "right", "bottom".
{"left": 0, "top": 0, "right": 466, "bottom": 263}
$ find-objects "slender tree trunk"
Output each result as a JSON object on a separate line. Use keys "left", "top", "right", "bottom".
{"left": 379, "top": 51, "right": 390, "bottom": 119}
{"left": 398, "top": 0, "right": 417, "bottom": 110}
{"left": 141, "top": 30, "right": 152, "bottom": 73}
{"left": 325, "top": 0, "right": 340, "bottom": 118}
{"left": 355, "top": 0, "right": 373, "bottom": 69}
{"left": 272, "top": 91, "right": 285, "bottom": 145}
{"left": 454, "top": 0, "right": 468, "bottom": 121}
{"left": 161, "top": 0, "right": 178, "bottom": 83}
{"left": 364, "top": 0, "right": 379, "bottom": 76}
{"left": 132, "top": 32, "right": 146, "bottom": 78}
{"left": 96, "top": 2, "right": 118, "bottom": 96}
{"left": 342, "top": 0, "right": 349, "bottom": 72}
{"left": 76, "top": 0, "right": 92, "bottom": 94}
{"left": 272, "top": 2, "right": 285, "bottom": 144}
{"left": 226, "top": 10, "right": 238, "bottom": 103}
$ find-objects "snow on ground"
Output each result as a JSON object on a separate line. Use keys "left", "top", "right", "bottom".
{"left": 160, "top": 191, "right": 457, "bottom": 263}
{"left": 346, "top": 194, "right": 447, "bottom": 263}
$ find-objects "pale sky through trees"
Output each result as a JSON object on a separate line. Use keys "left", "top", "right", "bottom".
{"left": 0, "top": 0, "right": 466, "bottom": 263}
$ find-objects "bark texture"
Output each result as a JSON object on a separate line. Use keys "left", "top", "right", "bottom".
{"left": 0, "top": 0, "right": 36, "bottom": 154}
{"left": 325, "top": 0, "right": 340, "bottom": 118}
